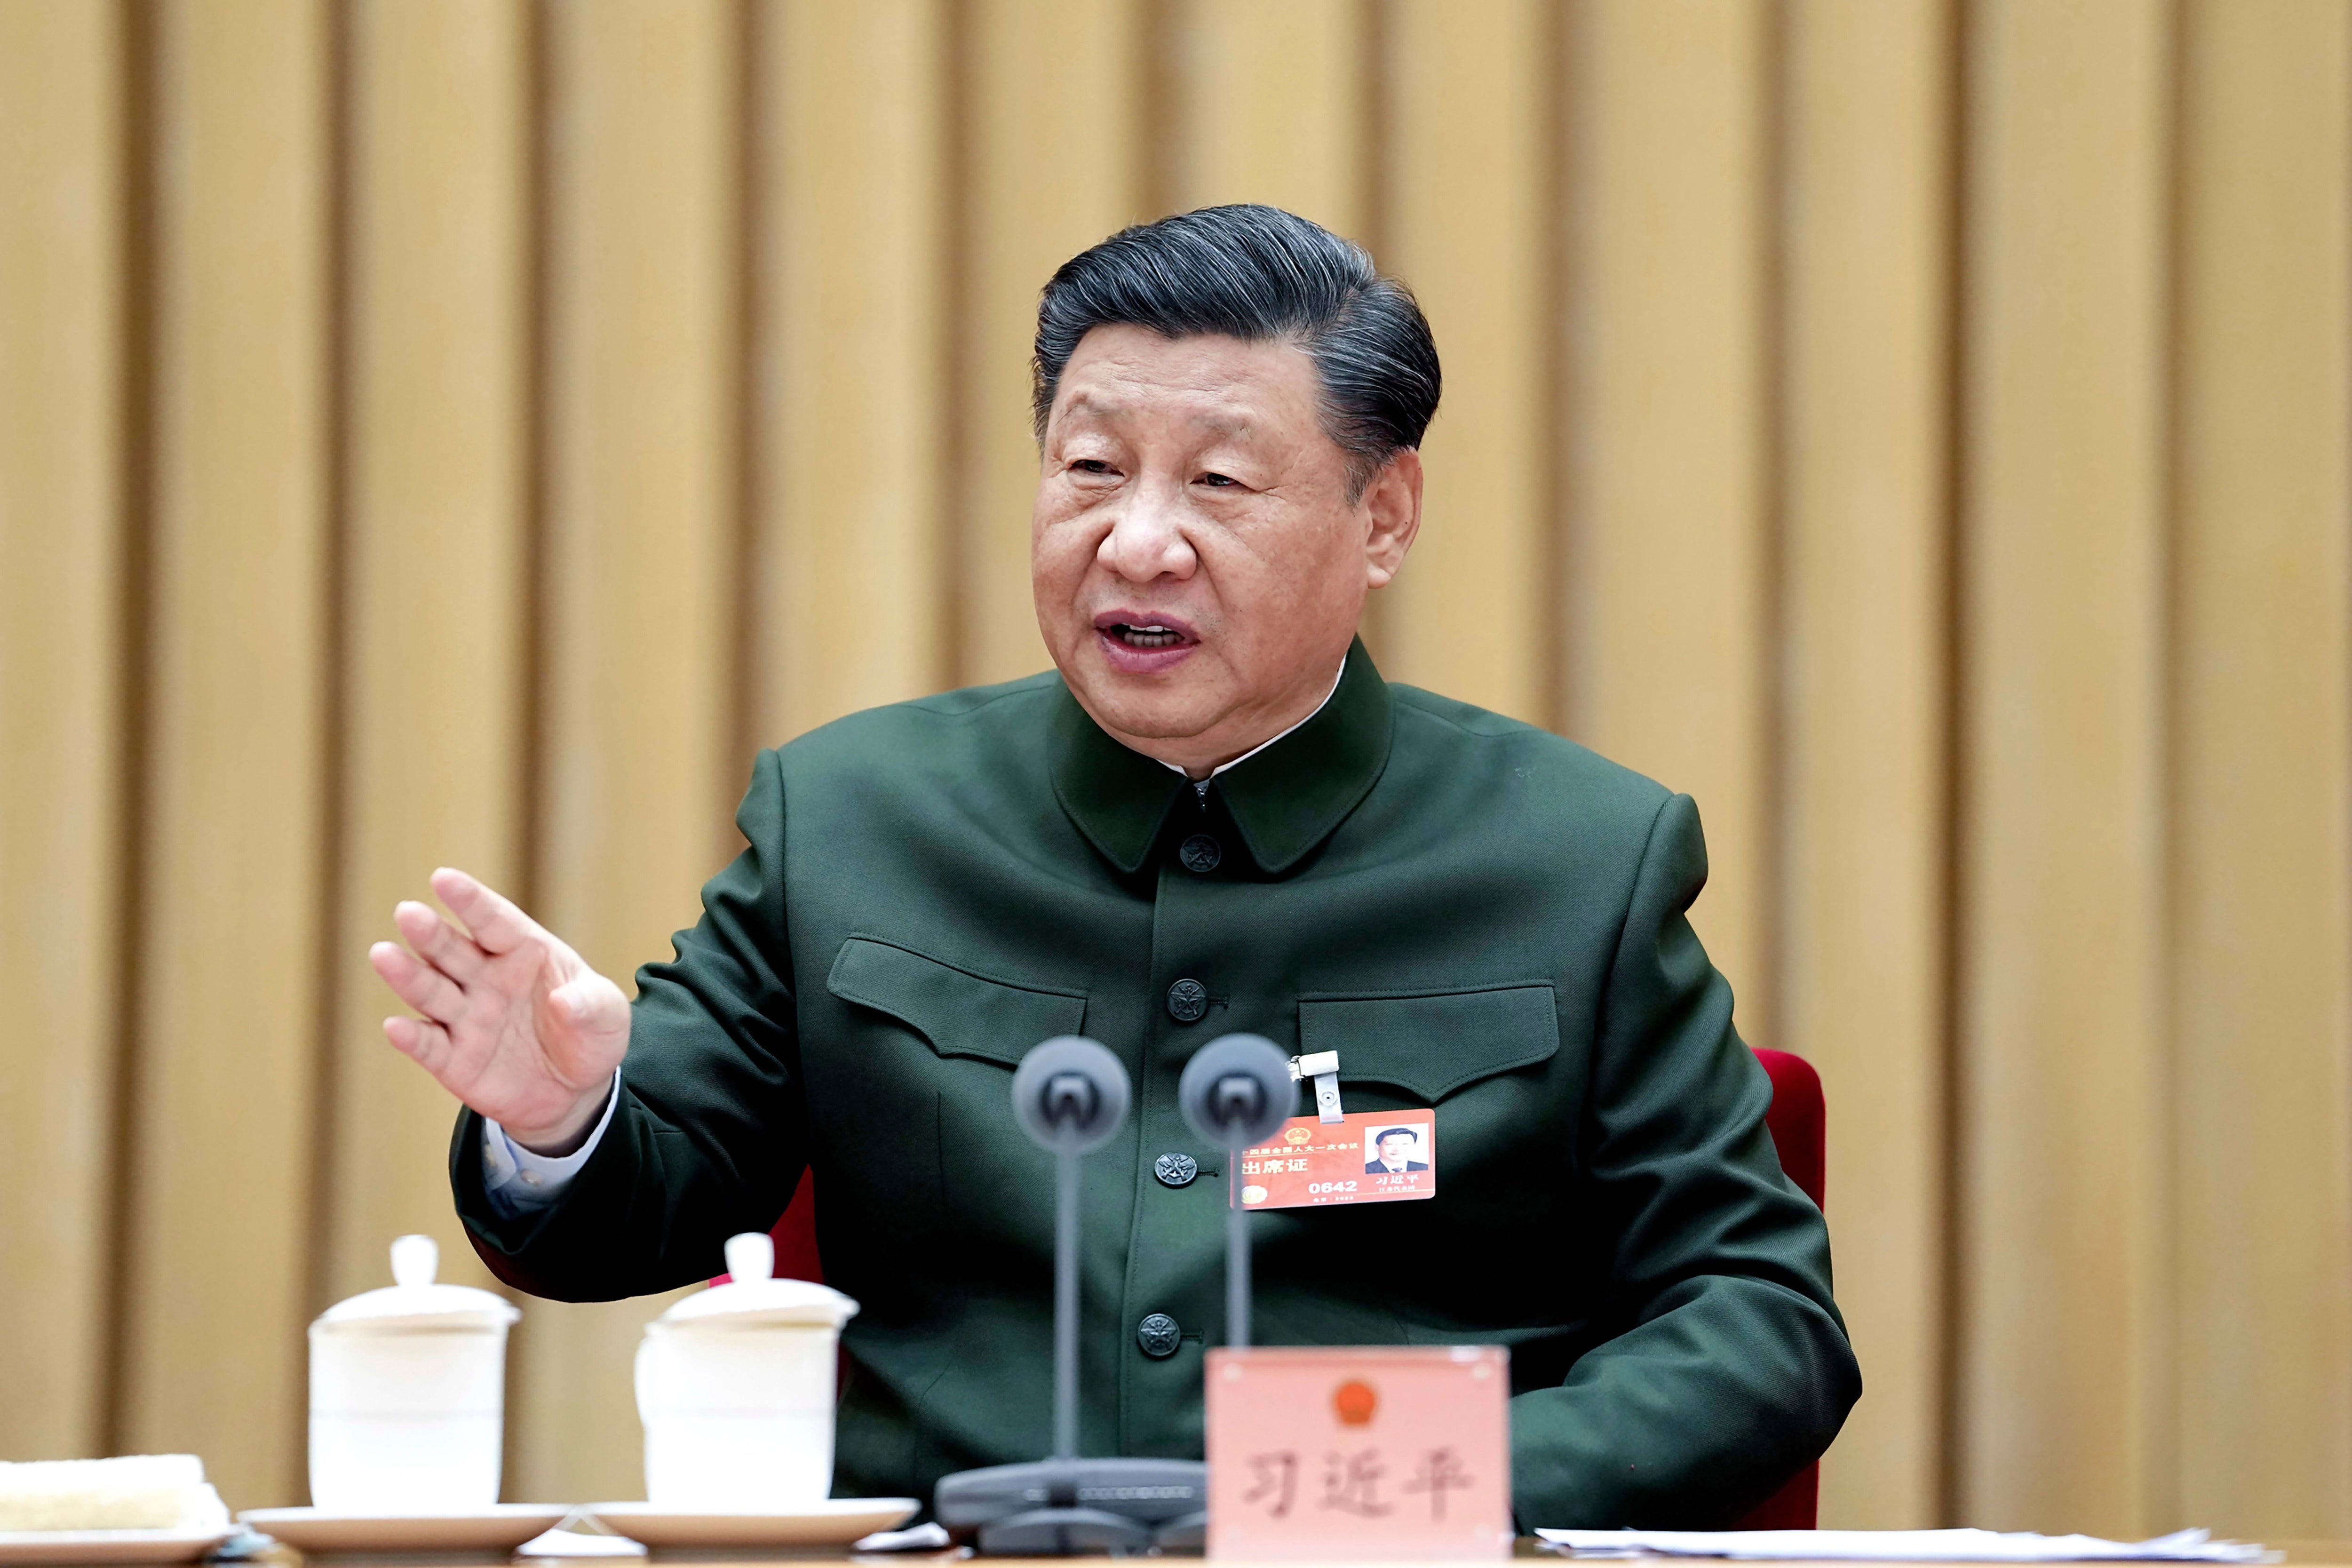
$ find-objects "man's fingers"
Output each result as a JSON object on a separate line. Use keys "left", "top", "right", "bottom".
{"left": 393, "top": 900, "right": 487, "bottom": 982}
{"left": 371, "top": 940, "right": 467, "bottom": 1025}
{"left": 430, "top": 867, "right": 538, "bottom": 956}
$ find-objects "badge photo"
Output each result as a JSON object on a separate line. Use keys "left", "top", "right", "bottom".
{"left": 1362, "top": 1123, "right": 1430, "bottom": 1177}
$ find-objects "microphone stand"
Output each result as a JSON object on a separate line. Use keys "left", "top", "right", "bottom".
{"left": 1054, "top": 1145, "right": 1080, "bottom": 1462}
{"left": 1226, "top": 1147, "right": 1252, "bottom": 1351}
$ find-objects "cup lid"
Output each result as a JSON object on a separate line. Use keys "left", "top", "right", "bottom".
{"left": 654, "top": 1233, "right": 861, "bottom": 1329}
{"left": 315, "top": 1235, "right": 520, "bottom": 1330}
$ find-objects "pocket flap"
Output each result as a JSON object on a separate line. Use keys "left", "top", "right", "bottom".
{"left": 826, "top": 936, "right": 1088, "bottom": 1068}
{"left": 1297, "top": 983, "right": 1559, "bottom": 1101}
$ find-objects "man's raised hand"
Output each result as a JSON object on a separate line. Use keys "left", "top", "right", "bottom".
{"left": 369, "top": 868, "right": 630, "bottom": 1154}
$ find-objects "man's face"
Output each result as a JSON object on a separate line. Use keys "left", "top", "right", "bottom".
{"left": 1378, "top": 1133, "right": 1412, "bottom": 1164}
{"left": 1032, "top": 325, "right": 1422, "bottom": 773}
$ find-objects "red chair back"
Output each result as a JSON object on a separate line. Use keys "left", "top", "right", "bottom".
{"left": 1735, "top": 1046, "right": 1825, "bottom": 1529}
{"left": 767, "top": 1169, "right": 825, "bottom": 1284}
{"left": 743, "top": 1047, "right": 1827, "bottom": 1526}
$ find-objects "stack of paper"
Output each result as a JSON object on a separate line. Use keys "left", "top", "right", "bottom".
{"left": 1535, "top": 1528, "right": 2270, "bottom": 1563}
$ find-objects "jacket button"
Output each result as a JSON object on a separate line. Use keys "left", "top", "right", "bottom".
{"left": 1154, "top": 1152, "right": 1199, "bottom": 1187}
{"left": 1179, "top": 833, "right": 1222, "bottom": 874}
{"left": 1166, "top": 978, "right": 1208, "bottom": 1023}
{"left": 1137, "top": 1313, "right": 1182, "bottom": 1358}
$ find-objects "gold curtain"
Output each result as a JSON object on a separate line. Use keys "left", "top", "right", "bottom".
{"left": 2, "top": 0, "right": 2346, "bottom": 1538}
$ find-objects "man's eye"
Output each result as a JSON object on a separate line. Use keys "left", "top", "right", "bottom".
{"left": 1072, "top": 459, "right": 1116, "bottom": 476}
{"left": 1197, "top": 471, "right": 1238, "bottom": 488}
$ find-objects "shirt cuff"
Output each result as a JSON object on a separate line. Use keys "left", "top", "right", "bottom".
{"left": 480, "top": 1071, "right": 621, "bottom": 1217}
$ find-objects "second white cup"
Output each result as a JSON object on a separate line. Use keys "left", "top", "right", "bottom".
{"left": 634, "top": 1233, "right": 861, "bottom": 1509}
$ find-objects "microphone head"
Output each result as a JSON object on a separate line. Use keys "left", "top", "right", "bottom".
{"left": 1011, "top": 1035, "right": 1132, "bottom": 1154}
{"left": 1177, "top": 1034, "right": 1294, "bottom": 1149}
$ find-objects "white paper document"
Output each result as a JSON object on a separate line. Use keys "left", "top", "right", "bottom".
{"left": 516, "top": 1526, "right": 646, "bottom": 1558}
{"left": 516, "top": 1511, "right": 647, "bottom": 1559}
{"left": 1535, "top": 1528, "right": 2271, "bottom": 1563}
{"left": 853, "top": 1520, "right": 954, "bottom": 1552}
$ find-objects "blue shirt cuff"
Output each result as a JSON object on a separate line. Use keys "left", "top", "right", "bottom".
{"left": 480, "top": 1070, "right": 621, "bottom": 1217}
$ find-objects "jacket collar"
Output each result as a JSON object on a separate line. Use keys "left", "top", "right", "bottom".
{"left": 1049, "top": 637, "right": 1394, "bottom": 876}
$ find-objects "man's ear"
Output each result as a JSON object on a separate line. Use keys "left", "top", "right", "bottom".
{"left": 1361, "top": 448, "right": 1423, "bottom": 590}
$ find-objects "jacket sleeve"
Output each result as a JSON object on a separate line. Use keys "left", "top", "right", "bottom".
{"left": 451, "top": 748, "right": 805, "bottom": 1300}
{"left": 1508, "top": 791, "right": 1862, "bottom": 1527}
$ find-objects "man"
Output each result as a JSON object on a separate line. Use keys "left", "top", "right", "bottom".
{"left": 372, "top": 205, "right": 1858, "bottom": 1526}
{"left": 1366, "top": 1127, "right": 1428, "bottom": 1175}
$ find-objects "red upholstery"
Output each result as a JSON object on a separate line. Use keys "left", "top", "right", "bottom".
{"left": 710, "top": 1170, "right": 824, "bottom": 1285}
{"left": 741, "top": 1046, "right": 1827, "bottom": 1527}
{"left": 1735, "top": 1047, "right": 1825, "bottom": 1529}
{"left": 769, "top": 1169, "right": 825, "bottom": 1284}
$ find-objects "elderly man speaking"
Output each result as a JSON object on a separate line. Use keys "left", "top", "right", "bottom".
{"left": 371, "top": 205, "right": 1858, "bottom": 1527}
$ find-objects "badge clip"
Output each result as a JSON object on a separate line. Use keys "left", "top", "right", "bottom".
{"left": 1288, "top": 1050, "right": 1344, "bottom": 1124}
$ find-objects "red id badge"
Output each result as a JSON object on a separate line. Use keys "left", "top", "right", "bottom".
{"left": 1237, "top": 1110, "right": 1436, "bottom": 1210}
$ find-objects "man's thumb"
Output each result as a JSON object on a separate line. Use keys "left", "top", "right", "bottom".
{"left": 552, "top": 974, "right": 627, "bottom": 1038}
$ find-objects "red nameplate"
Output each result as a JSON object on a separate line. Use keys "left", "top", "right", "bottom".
{"left": 1237, "top": 1109, "right": 1435, "bottom": 1210}
{"left": 1205, "top": 1345, "right": 1512, "bottom": 1559}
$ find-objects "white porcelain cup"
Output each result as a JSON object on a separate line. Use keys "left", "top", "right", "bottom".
{"left": 634, "top": 1233, "right": 860, "bottom": 1509}
{"left": 308, "top": 1235, "right": 517, "bottom": 1511}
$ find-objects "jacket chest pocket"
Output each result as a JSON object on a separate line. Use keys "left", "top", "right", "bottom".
{"left": 1296, "top": 984, "right": 1564, "bottom": 1201}
{"left": 1297, "top": 982, "right": 1561, "bottom": 1103}
{"left": 826, "top": 935, "right": 1088, "bottom": 1067}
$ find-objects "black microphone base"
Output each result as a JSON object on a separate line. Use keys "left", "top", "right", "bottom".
{"left": 937, "top": 1457, "right": 1208, "bottom": 1556}
{"left": 978, "top": 1507, "right": 1149, "bottom": 1556}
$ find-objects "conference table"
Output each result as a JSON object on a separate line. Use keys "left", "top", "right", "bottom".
{"left": 174, "top": 1542, "right": 2352, "bottom": 1568}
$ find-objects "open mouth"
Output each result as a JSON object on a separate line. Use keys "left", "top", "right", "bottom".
{"left": 1091, "top": 611, "right": 1201, "bottom": 671}
{"left": 1106, "top": 622, "right": 1186, "bottom": 649}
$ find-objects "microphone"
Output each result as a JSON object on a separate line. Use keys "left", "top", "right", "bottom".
{"left": 932, "top": 1037, "right": 1208, "bottom": 1554}
{"left": 1176, "top": 1035, "right": 1294, "bottom": 1349}
{"left": 1009, "top": 1037, "right": 1127, "bottom": 1462}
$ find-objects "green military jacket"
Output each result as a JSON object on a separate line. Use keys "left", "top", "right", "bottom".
{"left": 453, "top": 639, "right": 1859, "bottom": 1527}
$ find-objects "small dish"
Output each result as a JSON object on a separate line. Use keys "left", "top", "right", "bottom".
{"left": 582, "top": 1499, "right": 921, "bottom": 1553}
{"left": 237, "top": 1504, "right": 571, "bottom": 1556}
{"left": 0, "top": 1527, "right": 236, "bottom": 1565}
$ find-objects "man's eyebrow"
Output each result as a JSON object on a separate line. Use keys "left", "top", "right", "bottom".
{"left": 1061, "top": 392, "right": 1123, "bottom": 421}
{"left": 1056, "top": 393, "right": 1262, "bottom": 440}
{"left": 1190, "top": 413, "right": 1255, "bottom": 439}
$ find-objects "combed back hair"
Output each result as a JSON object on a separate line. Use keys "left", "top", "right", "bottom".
{"left": 1032, "top": 205, "right": 1442, "bottom": 499}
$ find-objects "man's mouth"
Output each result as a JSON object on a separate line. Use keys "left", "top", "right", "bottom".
{"left": 1091, "top": 611, "right": 1201, "bottom": 654}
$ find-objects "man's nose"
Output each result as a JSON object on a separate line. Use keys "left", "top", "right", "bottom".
{"left": 1098, "top": 477, "right": 1198, "bottom": 583}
